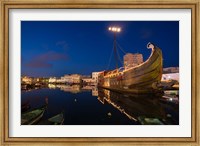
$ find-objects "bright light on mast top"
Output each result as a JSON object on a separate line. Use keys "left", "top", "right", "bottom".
{"left": 108, "top": 27, "right": 121, "bottom": 32}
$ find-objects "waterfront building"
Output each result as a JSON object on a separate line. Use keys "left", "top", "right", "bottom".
{"left": 21, "top": 76, "right": 33, "bottom": 84}
{"left": 56, "top": 78, "right": 63, "bottom": 83}
{"left": 162, "top": 73, "right": 179, "bottom": 82}
{"left": 41, "top": 77, "right": 49, "bottom": 83}
{"left": 49, "top": 77, "right": 57, "bottom": 83}
{"left": 59, "top": 74, "right": 81, "bottom": 84}
{"left": 61, "top": 75, "right": 73, "bottom": 83}
{"left": 163, "top": 67, "right": 179, "bottom": 74}
{"left": 92, "top": 72, "right": 102, "bottom": 85}
{"left": 56, "top": 76, "right": 68, "bottom": 83}
{"left": 32, "top": 77, "right": 41, "bottom": 83}
{"left": 71, "top": 74, "right": 81, "bottom": 84}
{"left": 123, "top": 53, "right": 143, "bottom": 69}
{"left": 53, "top": 74, "right": 82, "bottom": 84}
{"left": 60, "top": 76, "right": 70, "bottom": 83}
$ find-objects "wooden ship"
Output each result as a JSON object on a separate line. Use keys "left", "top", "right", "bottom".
{"left": 98, "top": 27, "right": 163, "bottom": 94}
{"left": 98, "top": 42, "right": 163, "bottom": 94}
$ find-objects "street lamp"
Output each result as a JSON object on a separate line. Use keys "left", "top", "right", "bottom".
{"left": 108, "top": 27, "right": 121, "bottom": 32}
{"left": 108, "top": 26, "right": 121, "bottom": 69}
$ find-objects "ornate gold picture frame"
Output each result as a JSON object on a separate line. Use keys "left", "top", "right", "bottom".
{"left": 0, "top": 0, "right": 199, "bottom": 145}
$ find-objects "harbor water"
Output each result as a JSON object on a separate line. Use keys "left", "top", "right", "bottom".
{"left": 21, "top": 84, "right": 179, "bottom": 125}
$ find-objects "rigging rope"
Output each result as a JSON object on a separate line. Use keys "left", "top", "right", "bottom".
{"left": 116, "top": 45, "right": 123, "bottom": 66}
{"left": 106, "top": 45, "right": 114, "bottom": 70}
{"left": 106, "top": 40, "right": 127, "bottom": 70}
{"left": 116, "top": 41, "right": 127, "bottom": 54}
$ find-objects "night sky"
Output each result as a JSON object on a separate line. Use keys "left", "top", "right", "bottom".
{"left": 21, "top": 21, "right": 179, "bottom": 77}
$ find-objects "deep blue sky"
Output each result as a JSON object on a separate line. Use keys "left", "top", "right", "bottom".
{"left": 21, "top": 21, "right": 179, "bottom": 77}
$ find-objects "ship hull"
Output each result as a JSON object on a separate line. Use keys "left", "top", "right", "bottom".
{"left": 98, "top": 43, "right": 163, "bottom": 94}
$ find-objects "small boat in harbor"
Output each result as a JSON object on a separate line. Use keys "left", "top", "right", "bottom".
{"left": 160, "top": 95, "right": 179, "bottom": 104}
{"left": 21, "top": 105, "right": 47, "bottom": 125}
{"left": 48, "top": 111, "right": 64, "bottom": 125}
{"left": 164, "top": 90, "right": 179, "bottom": 95}
{"left": 138, "top": 116, "right": 164, "bottom": 125}
{"left": 38, "top": 111, "right": 64, "bottom": 125}
{"left": 172, "top": 83, "right": 179, "bottom": 89}
{"left": 98, "top": 42, "right": 163, "bottom": 94}
{"left": 159, "top": 80, "right": 178, "bottom": 89}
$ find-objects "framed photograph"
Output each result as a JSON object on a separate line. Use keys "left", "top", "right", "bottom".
{"left": 1, "top": 0, "right": 199, "bottom": 145}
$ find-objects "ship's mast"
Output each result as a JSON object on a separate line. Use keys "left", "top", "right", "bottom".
{"left": 113, "top": 32, "right": 118, "bottom": 69}
{"left": 108, "top": 26, "right": 121, "bottom": 70}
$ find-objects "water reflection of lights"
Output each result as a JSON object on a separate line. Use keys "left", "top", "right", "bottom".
{"left": 56, "top": 84, "right": 81, "bottom": 93}
{"left": 48, "top": 84, "right": 56, "bottom": 89}
{"left": 109, "top": 101, "right": 137, "bottom": 122}
{"left": 97, "top": 91, "right": 135, "bottom": 120}
{"left": 107, "top": 112, "right": 112, "bottom": 116}
{"left": 92, "top": 87, "right": 98, "bottom": 96}
{"left": 49, "top": 84, "right": 99, "bottom": 95}
{"left": 96, "top": 88, "right": 179, "bottom": 124}
{"left": 97, "top": 97, "right": 105, "bottom": 104}
{"left": 124, "top": 112, "right": 137, "bottom": 121}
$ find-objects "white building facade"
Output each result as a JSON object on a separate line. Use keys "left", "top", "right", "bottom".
{"left": 21, "top": 76, "right": 33, "bottom": 84}
{"left": 49, "top": 77, "right": 57, "bottom": 83}
{"left": 162, "top": 73, "right": 179, "bottom": 82}
{"left": 92, "top": 72, "right": 103, "bottom": 85}
{"left": 163, "top": 67, "right": 179, "bottom": 74}
{"left": 49, "top": 74, "right": 81, "bottom": 84}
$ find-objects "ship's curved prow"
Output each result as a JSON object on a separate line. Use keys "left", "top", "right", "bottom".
{"left": 147, "top": 42, "right": 154, "bottom": 50}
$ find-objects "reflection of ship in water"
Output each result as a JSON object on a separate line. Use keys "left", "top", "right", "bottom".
{"left": 97, "top": 88, "right": 178, "bottom": 125}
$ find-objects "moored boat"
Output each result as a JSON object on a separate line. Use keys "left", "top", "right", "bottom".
{"left": 98, "top": 42, "right": 163, "bottom": 94}
{"left": 48, "top": 112, "right": 64, "bottom": 125}
{"left": 160, "top": 95, "right": 179, "bottom": 104}
{"left": 21, "top": 105, "right": 47, "bottom": 125}
{"left": 172, "top": 83, "right": 179, "bottom": 89}
{"left": 164, "top": 90, "right": 179, "bottom": 95}
{"left": 138, "top": 116, "right": 164, "bottom": 125}
{"left": 38, "top": 111, "right": 64, "bottom": 125}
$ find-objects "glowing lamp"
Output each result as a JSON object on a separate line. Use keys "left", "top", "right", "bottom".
{"left": 108, "top": 26, "right": 121, "bottom": 33}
